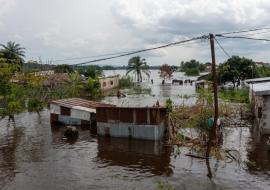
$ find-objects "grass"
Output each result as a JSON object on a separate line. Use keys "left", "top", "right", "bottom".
{"left": 219, "top": 89, "right": 249, "bottom": 103}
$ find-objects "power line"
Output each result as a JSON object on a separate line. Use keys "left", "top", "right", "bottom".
{"left": 72, "top": 35, "right": 207, "bottom": 66}
{"left": 216, "top": 35, "right": 270, "bottom": 42}
{"left": 217, "top": 27, "right": 270, "bottom": 35}
{"left": 52, "top": 50, "right": 141, "bottom": 63}
{"left": 214, "top": 37, "right": 231, "bottom": 58}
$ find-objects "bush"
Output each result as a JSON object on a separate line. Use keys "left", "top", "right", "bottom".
{"left": 185, "top": 68, "right": 199, "bottom": 76}
{"left": 27, "top": 99, "right": 44, "bottom": 113}
{"left": 219, "top": 89, "right": 249, "bottom": 103}
{"left": 119, "top": 76, "right": 134, "bottom": 89}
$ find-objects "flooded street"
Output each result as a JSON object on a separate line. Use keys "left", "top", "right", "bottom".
{"left": 102, "top": 70, "right": 198, "bottom": 106}
{"left": 0, "top": 70, "right": 269, "bottom": 190}
{"left": 0, "top": 110, "right": 269, "bottom": 190}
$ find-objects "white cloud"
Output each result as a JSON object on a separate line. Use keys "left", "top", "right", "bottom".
{"left": 1, "top": 0, "right": 270, "bottom": 65}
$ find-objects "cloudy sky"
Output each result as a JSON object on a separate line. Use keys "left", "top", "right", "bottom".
{"left": 0, "top": 0, "right": 270, "bottom": 66}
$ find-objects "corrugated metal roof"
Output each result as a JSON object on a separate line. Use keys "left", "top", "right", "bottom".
{"left": 245, "top": 77, "right": 270, "bottom": 84}
{"left": 250, "top": 82, "right": 270, "bottom": 96}
{"left": 51, "top": 98, "right": 115, "bottom": 108}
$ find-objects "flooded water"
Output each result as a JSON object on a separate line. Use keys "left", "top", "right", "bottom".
{"left": 102, "top": 70, "right": 198, "bottom": 106}
{"left": 0, "top": 70, "right": 269, "bottom": 190}
{"left": 0, "top": 110, "right": 269, "bottom": 190}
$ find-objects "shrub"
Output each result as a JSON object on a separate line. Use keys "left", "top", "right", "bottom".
{"left": 119, "top": 76, "right": 134, "bottom": 89}
{"left": 185, "top": 68, "right": 199, "bottom": 76}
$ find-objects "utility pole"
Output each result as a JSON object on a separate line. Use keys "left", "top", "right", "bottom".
{"left": 206, "top": 33, "right": 219, "bottom": 158}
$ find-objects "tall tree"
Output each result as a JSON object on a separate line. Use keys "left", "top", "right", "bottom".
{"left": 126, "top": 56, "right": 150, "bottom": 83}
{"left": 0, "top": 41, "right": 25, "bottom": 64}
{"left": 218, "top": 56, "right": 255, "bottom": 88}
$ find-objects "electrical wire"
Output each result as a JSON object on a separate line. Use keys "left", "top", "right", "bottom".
{"left": 72, "top": 35, "right": 207, "bottom": 66}
{"left": 217, "top": 27, "right": 270, "bottom": 35}
{"left": 216, "top": 35, "right": 270, "bottom": 42}
{"left": 52, "top": 49, "right": 142, "bottom": 62}
{"left": 214, "top": 37, "right": 231, "bottom": 58}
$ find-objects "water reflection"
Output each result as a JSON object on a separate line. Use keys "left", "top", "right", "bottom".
{"left": 96, "top": 137, "right": 173, "bottom": 176}
{"left": 0, "top": 126, "right": 24, "bottom": 187}
{"left": 247, "top": 134, "right": 270, "bottom": 173}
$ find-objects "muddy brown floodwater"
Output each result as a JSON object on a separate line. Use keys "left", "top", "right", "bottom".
{"left": 0, "top": 110, "right": 269, "bottom": 190}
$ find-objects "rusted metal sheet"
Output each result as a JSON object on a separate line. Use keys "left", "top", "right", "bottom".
{"left": 119, "top": 108, "right": 133, "bottom": 123}
{"left": 51, "top": 98, "right": 115, "bottom": 109}
{"left": 96, "top": 107, "right": 167, "bottom": 125}
{"left": 136, "top": 109, "right": 148, "bottom": 125}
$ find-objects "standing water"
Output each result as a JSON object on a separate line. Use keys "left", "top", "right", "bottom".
{"left": 0, "top": 70, "right": 269, "bottom": 190}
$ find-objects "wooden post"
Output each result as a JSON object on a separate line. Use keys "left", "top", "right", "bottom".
{"left": 210, "top": 33, "right": 218, "bottom": 137}
{"left": 206, "top": 33, "right": 219, "bottom": 157}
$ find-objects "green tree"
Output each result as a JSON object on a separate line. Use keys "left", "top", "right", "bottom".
{"left": 0, "top": 41, "right": 25, "bottom": 66}
{"left": 126, "top": 56, "right": 150, "bottom": 83}
{"left": 218, "top": 56, "right": 255, "bottom": 88}
{"left": 67, "top": 71, "right": 84, "bottom": 97}
{"left": 84, "top": 77, "right": 101, "bottom": 99}
{"left": 78, "top": 65, "right": 102, "bottom": 78}
{"left": 54, "top": 64, "right": 73, "bottom": 73}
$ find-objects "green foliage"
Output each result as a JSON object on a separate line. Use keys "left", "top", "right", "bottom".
{"left": 84, "top": 77, "right": 102, "bottom": 99}
{"left": 27, "top": 99, "right": 44, "bottom": 113}
{"left": 185, "top": 68, "right": 199, "bottom": 76}
{"left": 78, "top": 65, "right": 103, "bottom": 78}
{"left": 67, "top": 72, "right": 84, "bottom": 97}
{"left": 156, "top": 181, "right": 174, "bottom": 190}
{"left": 165, "top": 98, "right": 173, "bottom": 113}
{"left": 126, "top": 56, "right": 150, "bottom": 82}
{"left": 218, "top": 56, "right": 255, "bottom": 87}
{"left": 0, "top": 41, "right": 25, "bottom": 65}
{"left": 54, "top": 64, "right": 73, "bottom": 73}
{"left": 180, "top": 59, "right": 206, "bottom": 75}
{"left": 2, "top": 84, "right": 26, "bottom": 117}
{"left": 219, "top": 89, "right": 249, "bottom": 103}
{"left": 255, "top": 65, "right": 270, "bottom": 77}
{"left": 119, "top": 76, "right": 134, "bottom": 89}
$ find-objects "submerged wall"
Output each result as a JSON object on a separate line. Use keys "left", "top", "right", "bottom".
{"left": 97, "top": 122, "right": 165, "bottom": 140}
{"left": 96, "top": 107, "right": 167, "bottom": 140}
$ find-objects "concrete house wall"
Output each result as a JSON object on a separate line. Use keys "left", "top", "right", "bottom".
{"left": 99, "top": 75, "right": 120, "bottom": 91}
{"left": 249, "top": 81, "right": 270, "bottom": 135}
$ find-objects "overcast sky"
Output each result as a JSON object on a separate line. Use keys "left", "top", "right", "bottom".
{"left": 0, "top": 0, "right": 270, "bottom": 66}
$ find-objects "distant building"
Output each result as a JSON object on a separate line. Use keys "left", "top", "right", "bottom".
{"left": 43, "top": 73, "right": 70, "bottom": 87}
{"left": 99, "top": 75, "right": 120, "bottom": 91}
{"left": 33, "top": 70, "right": 55, "bottom": 77}
{"left": 255, "top": 62, "right": 270, "bottom": 67}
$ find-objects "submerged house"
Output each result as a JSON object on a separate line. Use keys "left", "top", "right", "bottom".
{"left": 50, "top": 98, "right": 167, "bottom": 140}
{"left": 248, "top": 80, "right": 270, "bottom": 135}
{"left": 99, "top": 75, "right": 120, "bottom": 91}
{"left": 96, "top": 106, "right": 167, "bottom": 140}
{"left": 50, "top": 98, "right": 115, "bottom": 126}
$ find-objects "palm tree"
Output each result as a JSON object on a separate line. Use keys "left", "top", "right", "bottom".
{"left": 126, "top": 56, "right": 150, "bottom": 83}
{"left": 0, "top": 41, "right": 25, "bottom": 63}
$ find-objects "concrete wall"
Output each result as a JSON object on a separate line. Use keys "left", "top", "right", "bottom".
{"left": 253, "top": 94, "right": 270, "bottom": 134}
{"left": 99, "top": 75, "right": 119, "bottom": 91}
{"left": 97, "top": 122, "right": 165, "bottom": 140}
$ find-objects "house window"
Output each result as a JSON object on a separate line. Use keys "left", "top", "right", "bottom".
{"left": 110, "top": 81, "right": 113, "bottom": 85}
{"left": 103, "top": 82, "right": 106, "bottom": 87}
